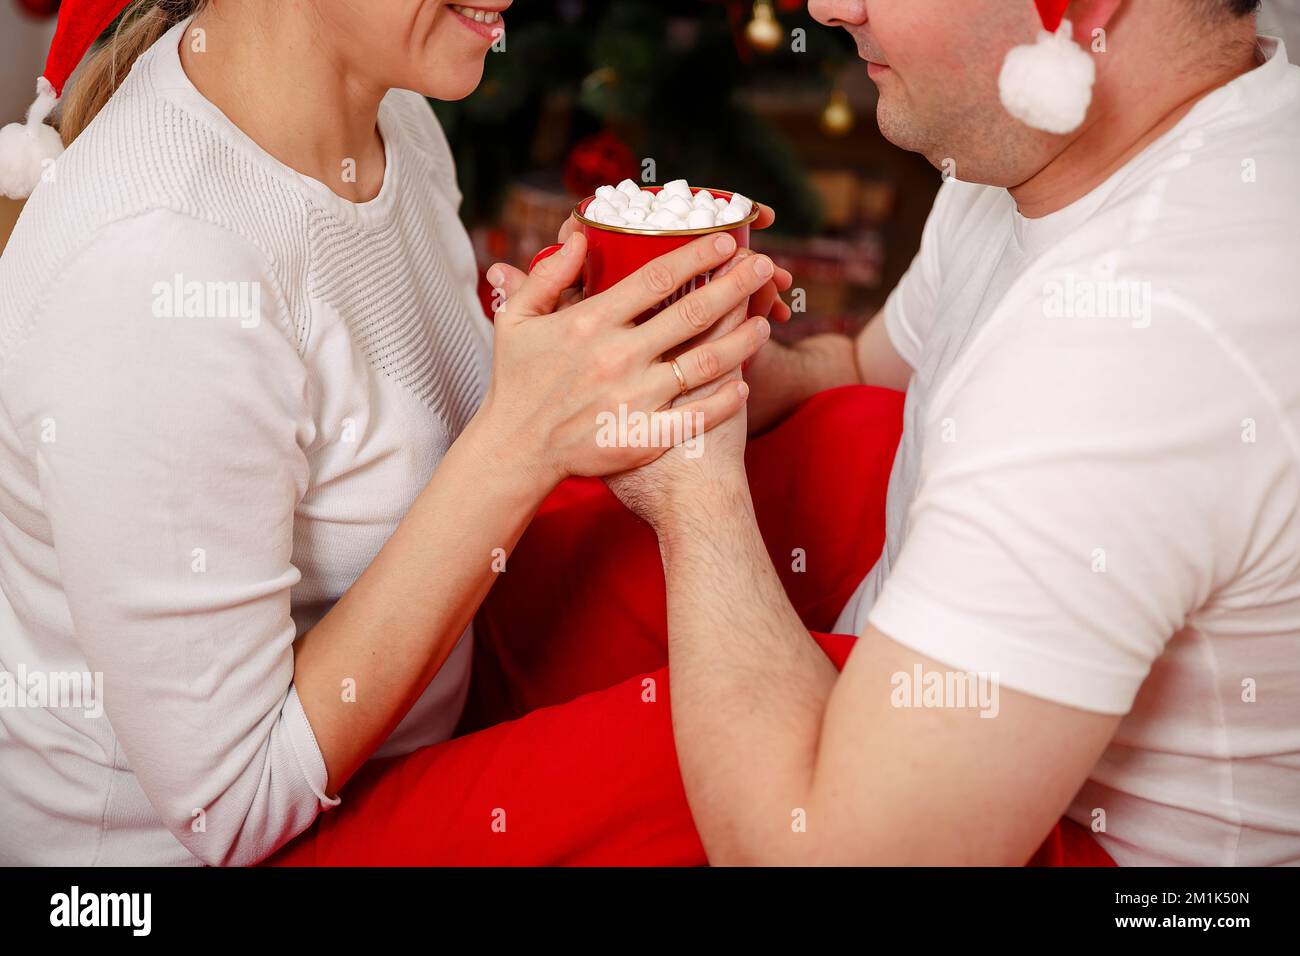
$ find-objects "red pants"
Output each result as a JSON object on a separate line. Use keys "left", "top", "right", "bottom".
{"left": 268, "top": 386, "right": 1111, "bottom": 866}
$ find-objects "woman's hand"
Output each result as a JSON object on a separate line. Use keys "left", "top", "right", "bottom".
{"left": 556, "top": 203, "right": 794, "bottom": 323}
{"left": 478, "top": 231, "right": 776, "bottom": 492}
{"left": 604, "top": 251, "right": 758, "bottom": 532}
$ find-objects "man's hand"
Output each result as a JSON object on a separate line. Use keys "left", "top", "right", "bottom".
{"left": 604, "top": 371, "right": 752, "bottom": 531}
{"left": 605, "top": 251, "right": 770, "bottom": 526}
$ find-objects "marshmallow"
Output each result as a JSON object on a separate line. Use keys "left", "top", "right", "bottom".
{"left": 728, "top": 193, "right": 753, "bottom": 218}
{"left": 587, "top": 179, "right": 755, "bottom": 233}
{"left": 647, "top": 209, "right": 683, "bottom": 229}
{"left": 660, "top": 195, "right": 692, "bottom": 218}
{"left": 662, "top": 179, "right": 692, "bottom": 200}
{"left": 586, "top": 198, "right": 615, "bottom": 220}
{"left": 686, "top": 208, "right": 717, "bottom": 229}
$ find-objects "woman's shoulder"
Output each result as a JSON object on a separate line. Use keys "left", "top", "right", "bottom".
{"left": 0, "top": 69, "right": 315, "bottom": 363}
{"left": 33, "top": 45, "right": 318, "bottom": 234}
{"left": 0, "top": 205, "right": 303, "bottom": 374}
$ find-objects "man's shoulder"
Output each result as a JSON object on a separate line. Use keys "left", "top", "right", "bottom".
{"left": 1006, "top": 56, "right": 1300, "bottom": 344}
{"left": 1092, "top": 43, "right": 1300, "bottom": 250}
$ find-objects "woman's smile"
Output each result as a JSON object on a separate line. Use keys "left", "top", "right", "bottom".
{"left": 446, "top": 2, "right": 508, "bottom": 40}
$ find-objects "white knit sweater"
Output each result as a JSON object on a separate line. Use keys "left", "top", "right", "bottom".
{"left": 0, "top": 20, "right": 492, "bottom": 865}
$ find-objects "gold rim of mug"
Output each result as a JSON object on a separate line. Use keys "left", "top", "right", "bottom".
{"left": 571, "top": 185, "right": 761, "bottom": 237}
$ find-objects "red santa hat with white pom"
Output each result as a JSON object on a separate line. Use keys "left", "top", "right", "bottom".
{"left": 999, "top": 0, "right": 1097, "bottom": 135}
{"left": 1, "top": 0, "right": 137, "bottom": 199}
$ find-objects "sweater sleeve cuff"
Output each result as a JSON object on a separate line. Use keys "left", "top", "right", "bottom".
{"left": 283, "top": 684, "right": 343, "bottom": 810}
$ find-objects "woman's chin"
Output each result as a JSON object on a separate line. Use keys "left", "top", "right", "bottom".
{"left": 419, "top": 64, "right": 487, "bottom": 103}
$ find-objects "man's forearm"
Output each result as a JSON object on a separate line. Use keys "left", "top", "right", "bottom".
{"left": 655, "top": 477, "right": 838, "bottom": 865}
{"left": 792, "top": 333, "right": 862, "bottom": 396}
{"left": 783, "top": 307, "right": 912, "bottom": 406}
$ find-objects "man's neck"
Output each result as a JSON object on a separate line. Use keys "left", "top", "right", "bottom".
{"left": 1010, "top": 35, "right": 1262, "bottom": 219}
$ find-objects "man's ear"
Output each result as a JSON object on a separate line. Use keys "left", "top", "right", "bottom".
{"left": 1069, "top": 0, "right": 1126, "bottom": 48}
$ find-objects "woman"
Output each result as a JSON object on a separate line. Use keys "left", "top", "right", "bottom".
{"left": 0, "top": 0, "right": 792, "bottom": 865}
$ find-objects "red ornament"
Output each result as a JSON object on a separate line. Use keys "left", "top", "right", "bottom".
{"left": 563, "top": 130, "right": 637, "bottom": 199}
{"left": 14, "top": 0, "right": 61, "bottom": 19}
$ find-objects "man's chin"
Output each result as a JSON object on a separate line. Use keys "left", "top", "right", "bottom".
{"left": 874, "top": 101, "right": 923, "bottom": 154}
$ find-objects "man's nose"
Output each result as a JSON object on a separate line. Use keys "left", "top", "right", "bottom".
{"left": 808, "top": 0, "right": 868, "bottom": 27}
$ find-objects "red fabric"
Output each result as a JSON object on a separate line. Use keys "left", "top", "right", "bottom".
{"left": 267, "top": 385, "right": 1112, "bottom": 866}
{"left": 458, "top": 385, "right": 906, "bottom": 727}
{"left": 1027, "top": 817, "right": 1116, "bottom": 867}
{"left": 43, "top": 0, "right": 134, "bottom": 94}
{"left": 476, "top": 270, "right": 497, "bottom": 321}
{"left": 1035, "top": 0, "right": 1070, "bottom": 33}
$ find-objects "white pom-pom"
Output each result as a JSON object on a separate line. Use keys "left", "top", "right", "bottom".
{"left": 0, "top": 77, "right": 64, "bottom": 200}
{"left": 998, "top": 20, "right": 1095, "bottom": 135}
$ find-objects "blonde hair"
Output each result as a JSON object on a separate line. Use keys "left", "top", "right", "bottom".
{"left": 59, "top": 0, "right": 207, "bottom": 145}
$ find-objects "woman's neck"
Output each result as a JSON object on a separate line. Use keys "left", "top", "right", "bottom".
{"left": 180, "top": 4, "right": 388, "bottom": 203}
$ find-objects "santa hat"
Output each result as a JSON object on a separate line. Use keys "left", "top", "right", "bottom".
{"left": 998, "top": 0, "right": 1097, "bottom": 135}
{"left": 1, "top": 0, "right": 136, "bottom": 199}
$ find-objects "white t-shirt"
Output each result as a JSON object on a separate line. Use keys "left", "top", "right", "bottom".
{"left": 0, "top": 21, "right": 492, "bottom": 865}
{"left": 835, "top": 37, "right": 1300, "bottom": 866}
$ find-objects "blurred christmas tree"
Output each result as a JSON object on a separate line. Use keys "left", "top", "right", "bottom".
{"left": 432, "top": 0, "right": 851, "bottom": 235}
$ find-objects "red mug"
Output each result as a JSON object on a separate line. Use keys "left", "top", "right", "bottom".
{"left": 530, "top": 186, "right": 759, "bottom": 323}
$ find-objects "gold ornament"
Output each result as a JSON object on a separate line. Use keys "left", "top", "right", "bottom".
{"left": 745, "top": 1, "right": 783, "bottom": 54}
{"left": 581, "top": 66, "right": 618, "bottom": 95}
{"left": 821, "top": 87, "right": 854, "bottom": 136}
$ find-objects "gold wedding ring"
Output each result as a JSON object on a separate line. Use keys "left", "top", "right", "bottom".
{"left": 669, "top": 358, "right": 689, "bottom": 396}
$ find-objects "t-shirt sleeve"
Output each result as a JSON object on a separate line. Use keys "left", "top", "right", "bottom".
{"left": 3, "top": 209, "right": 338, "bottom": 865}
{"left": 867, "top": 288, "right": 1253, "bottom": 714}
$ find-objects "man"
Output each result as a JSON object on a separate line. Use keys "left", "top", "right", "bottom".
{"left": 599, "top": 0, "right": 1300, "bottom": 865}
